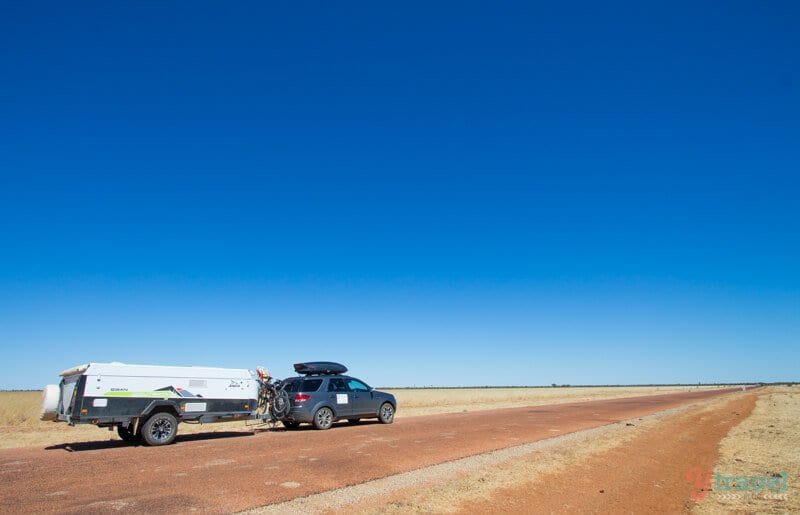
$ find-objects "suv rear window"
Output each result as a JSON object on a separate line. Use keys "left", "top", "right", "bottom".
{"left": 300, "top": 379, "right": 323, "bottom": 392}
{"left": 281, "top": 378, "right": 323, "bottom": 392}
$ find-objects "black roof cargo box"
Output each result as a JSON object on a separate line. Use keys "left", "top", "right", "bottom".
{"left": 293, "top": 362, "right": 348, "bottom": 375}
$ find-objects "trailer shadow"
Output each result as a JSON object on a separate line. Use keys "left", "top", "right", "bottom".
{"left": 44, "top": 431, "right": 253, "bottom": 452}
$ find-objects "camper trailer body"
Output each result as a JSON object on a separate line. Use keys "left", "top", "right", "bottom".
{"left": 42, "top": 362, "right": 259, "bottom": 444}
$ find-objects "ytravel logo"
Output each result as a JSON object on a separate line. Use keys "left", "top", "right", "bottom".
{"left": 685, "top": 467, "right": 789, "bottom": 501}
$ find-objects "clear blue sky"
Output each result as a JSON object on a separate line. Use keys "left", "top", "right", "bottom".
{"left": 1, "top": 2, "right": 798, "bottom": 389}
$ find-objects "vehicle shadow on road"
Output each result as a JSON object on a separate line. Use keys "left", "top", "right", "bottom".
{"left": 257, "top": 419, "right": 383, "bottom": 433}
{"left": 44, "top": 431, "right": 254, "bottom": 452}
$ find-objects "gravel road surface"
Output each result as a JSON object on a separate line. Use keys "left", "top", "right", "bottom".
{"left": 0, "top": 388, "right": 740, "bottom": 513}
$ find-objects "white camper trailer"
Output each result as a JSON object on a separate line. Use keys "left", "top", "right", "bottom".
{"left": 41, "top": 362, "right": 260, "bottom": 445}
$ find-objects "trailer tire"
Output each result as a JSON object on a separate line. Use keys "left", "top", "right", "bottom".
{"left": 282, "top": 420, "right": 300, "bottom": 430}
{"left": 117, "top": 425, "right": 140, "bottom": 444}
{"left": 141, "top": 412, "right": 178, "bottom": 446}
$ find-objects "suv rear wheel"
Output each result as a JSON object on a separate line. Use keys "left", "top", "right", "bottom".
{"left": 313, "top": 407, "right": 334, "bottom": 430}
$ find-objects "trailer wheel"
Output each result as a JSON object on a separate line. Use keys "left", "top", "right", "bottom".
{"left": 141, "top": 412, "right": 178, "bottom": 446}
{"left": 312, "top": 407, "right": 334, "bottom": 430}
{"left": 282, "top": 420, "right": 300, "bottom": 430}
{"left": 378, "top": 403, "right": 395, "bottom": 424}
{"left": 117, "top": 425, "right": 140, "bottom": 444}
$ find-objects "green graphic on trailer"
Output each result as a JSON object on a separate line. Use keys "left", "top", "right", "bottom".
{"left": 103, "top": 391, "right": 174, "bottom": 399}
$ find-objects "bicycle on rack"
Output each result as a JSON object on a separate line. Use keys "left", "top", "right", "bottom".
{"left": 256, "top": 368, "right": 291, "bottom": 420}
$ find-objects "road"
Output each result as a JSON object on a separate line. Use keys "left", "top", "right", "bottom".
{"left": 456, "top": 392, "right": 757, "bottom": 514}
{"left": 0, "top": 388, "right": 740, "bottom": 513}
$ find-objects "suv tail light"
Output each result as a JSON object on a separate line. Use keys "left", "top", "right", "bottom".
{"left": 294, "top": 393, "right": 311, "bottom": 402}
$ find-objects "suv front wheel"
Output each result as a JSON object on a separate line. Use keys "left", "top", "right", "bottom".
{"left": 379, "top": 402, "right": 395, "bottom": 424}
{"left": 313, "top": 407, "right": 334, "bottom": 430}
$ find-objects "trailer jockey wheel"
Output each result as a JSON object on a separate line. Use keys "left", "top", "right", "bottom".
{"left": 141, "top": 412, "right": 178, "bottom": 446}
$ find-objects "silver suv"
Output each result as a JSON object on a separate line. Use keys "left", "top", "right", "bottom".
{"left": 280, "top": 364, "right": 396, "bottom": 430}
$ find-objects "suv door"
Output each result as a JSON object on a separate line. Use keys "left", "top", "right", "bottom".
{"left": 346, "top": 378, "right": 374, "bottom": 416}
{"left": 326, "top": 377, "right": 352, "bottom": 417}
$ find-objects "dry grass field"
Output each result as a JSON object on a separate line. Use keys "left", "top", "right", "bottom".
{"left": 0, "top": 385, "right": 727, "bottom": 449}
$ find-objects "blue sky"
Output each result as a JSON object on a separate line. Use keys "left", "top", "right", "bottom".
{"left": 1, "top": 2, "right": 798, "bottom": 389}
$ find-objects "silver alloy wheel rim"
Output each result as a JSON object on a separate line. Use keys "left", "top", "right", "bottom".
{"left": 317, "top": 409, "right": 332, "bottom": 428}
{"left": 151, "top": 418, "right": 173, "bottom": 441}
{"left": 381, "top": 404, "right": 393, "bottom": 422}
